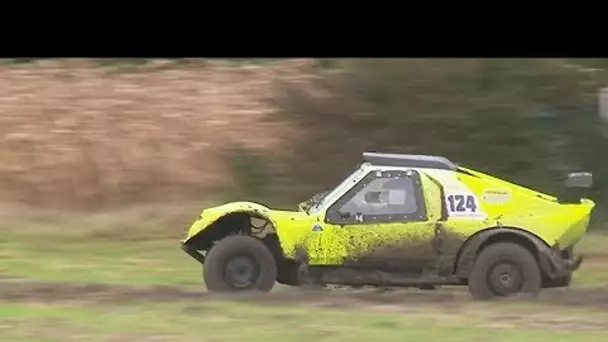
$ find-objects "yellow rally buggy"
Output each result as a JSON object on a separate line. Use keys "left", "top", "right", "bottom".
{"left": 181, "top": 152, "right": 595, "bottom": 300}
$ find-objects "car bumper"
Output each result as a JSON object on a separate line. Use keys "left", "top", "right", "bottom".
{"left": 181, "top": 240, "right": 206, "bottom": 264}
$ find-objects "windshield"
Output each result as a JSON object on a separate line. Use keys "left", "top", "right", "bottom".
{"left": 305, "top": 164, "right": 368, "bottom": 214}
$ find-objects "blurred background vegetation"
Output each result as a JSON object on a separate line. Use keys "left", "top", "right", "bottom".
{"left": 1, "top": 58, "right": 607, "bottom": 228}
{"left": 3, "top": 58, "right": 608, "bottom": 342}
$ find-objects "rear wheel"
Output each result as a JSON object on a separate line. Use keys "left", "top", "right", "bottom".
{"left": 203, "top": 235, "right": 277, "bottom": 292}
{"left": 468, "top": 242, "right": 542, "bottom": 300}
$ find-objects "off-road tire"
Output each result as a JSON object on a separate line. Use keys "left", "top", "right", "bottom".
{"left": 203, "top": 235, "right": 277, "bottom": 292}
{"left": 468, "top": 242, "right": 542, "bottom": 300}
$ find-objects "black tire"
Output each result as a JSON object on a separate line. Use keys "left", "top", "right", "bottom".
{"left": 203, "top": 235, "right": 277, "bottom": 292}
{"left": 468, "top": 242, "right": 542, "bottom": 300}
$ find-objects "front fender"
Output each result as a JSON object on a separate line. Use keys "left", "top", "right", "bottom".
{"left": 185, "top": 201, "right": 275, "bottom": 241}
{"left": 181, "top": 202, "right": 281, "bottom": 265}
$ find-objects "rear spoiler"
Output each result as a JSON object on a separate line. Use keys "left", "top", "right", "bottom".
{"left": 558, "top": 172, "right": 593, "bottom": 204}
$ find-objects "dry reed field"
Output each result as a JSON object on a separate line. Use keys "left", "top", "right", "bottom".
{"left": 0, "top": 59, "right": 313, "bottom": 210}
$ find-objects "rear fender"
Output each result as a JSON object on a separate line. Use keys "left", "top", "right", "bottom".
{"left": 454, "top": 226, "right": 570, "bottom": 280}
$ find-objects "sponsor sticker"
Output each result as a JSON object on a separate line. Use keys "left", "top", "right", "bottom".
{"left": 482, "top": 189, "right": 510, "bottom": 204}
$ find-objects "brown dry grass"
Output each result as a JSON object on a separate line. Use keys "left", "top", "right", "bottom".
{"left": 0, "top": 59, "right": 314, "bottom": 210}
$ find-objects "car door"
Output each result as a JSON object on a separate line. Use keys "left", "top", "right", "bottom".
{"left": 320, "top": 168, "right": 443, "bottom": 275}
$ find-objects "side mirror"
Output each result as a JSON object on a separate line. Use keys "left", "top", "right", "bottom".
{"left": 339, "top": 211, "right": 351, "bottom": 219}
{"left": 565, "top": 172, "right": 593, "bottom": 188}
{"left": 559, "top": 172, "right": 593, "bottom": 204}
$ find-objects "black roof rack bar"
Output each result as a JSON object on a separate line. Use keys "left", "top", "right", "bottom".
{"left": 362, "top": 152, "right": 456, "bottom": 171}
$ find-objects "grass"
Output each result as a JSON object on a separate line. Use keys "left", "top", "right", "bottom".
{"left": 0, "top": 203, "right": 206, "bottom": 287}
{"left": 571, "top": 234, "right": 608, "bottom": 285}
{"left": 1, "top": 204, "right": 608, "bottom": 341}
{"left": 0, "top": 299, "right": 607, "bottom": 341}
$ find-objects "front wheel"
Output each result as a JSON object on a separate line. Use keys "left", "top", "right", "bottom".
{"left": 203, "top": 235, "right": 277, "bottom": 292}
{"left": 467, "top": 242, "right": 542, "bottom": 300}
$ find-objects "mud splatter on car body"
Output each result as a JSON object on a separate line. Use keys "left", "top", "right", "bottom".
{"left": 181, "top": 152, "right": 595, "bottom": 292}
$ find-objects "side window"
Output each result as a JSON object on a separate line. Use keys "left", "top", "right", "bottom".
{"left": 326, "top": 169, "right": 427, "bottom": 224}
{"left": 340, "top": 177, "right": 418, "bottom": 215}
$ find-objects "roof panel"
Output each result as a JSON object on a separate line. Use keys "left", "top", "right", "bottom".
{"left": 362, "top": 152, "right": 456, "bottom": 170}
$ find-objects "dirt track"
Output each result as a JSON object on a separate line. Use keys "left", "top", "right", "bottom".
{"left": 1, "top": 278, "right": 607, "bottom": 310}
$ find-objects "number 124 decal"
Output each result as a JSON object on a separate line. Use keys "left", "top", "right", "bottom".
{"left": 447, "top": 194, "right": 478, "bottom": 213}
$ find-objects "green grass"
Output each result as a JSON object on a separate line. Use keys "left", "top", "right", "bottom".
{"left": 0, "top": 238, "right": 200, "bottom": 286}
{"left": 0, "top": 300, "right": 607, "bottom": 341}
{"left": 0, "top": 203, "right": 205, "bottom": 286}
{"left": 570, "top": 232, "right": 608, "bottom": 285}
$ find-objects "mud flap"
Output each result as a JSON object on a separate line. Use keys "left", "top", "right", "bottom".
{"left": 181, "top": 241, "right": 206, "bottom": 264}
{"left": 538, "top": 244, "right": 583, "bottom": 279}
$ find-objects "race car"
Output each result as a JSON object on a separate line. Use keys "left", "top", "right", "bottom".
{"left": 181, "top": 152, "right": 595, "bottom": 300}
